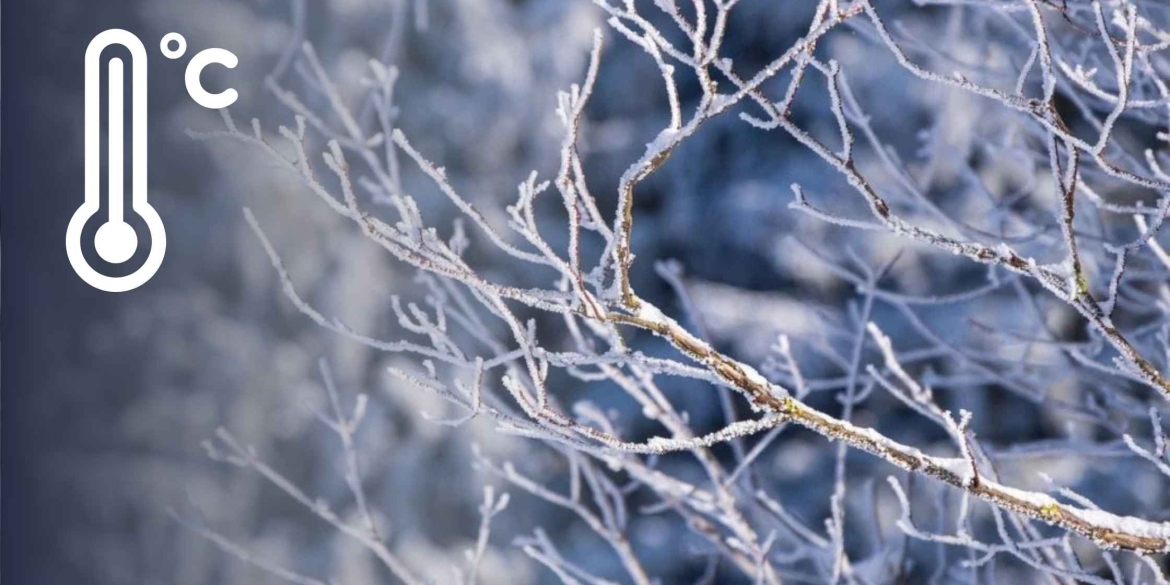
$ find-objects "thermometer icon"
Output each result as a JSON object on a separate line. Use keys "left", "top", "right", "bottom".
{"left": 67, "top": 29, "right": 166, "bottom": 292}
{"left": 67, "top": 29, "right": 238, "bottom": 291}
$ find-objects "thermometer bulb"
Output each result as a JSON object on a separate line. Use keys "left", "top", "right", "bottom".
{"left": 94, "top": 221, "right": 137, "bottom": 264}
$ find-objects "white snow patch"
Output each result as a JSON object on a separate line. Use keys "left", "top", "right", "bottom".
{"left": 1067, "top": 508, "right": 1170, "bottom": 540}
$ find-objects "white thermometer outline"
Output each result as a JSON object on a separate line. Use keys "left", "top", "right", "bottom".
{"left": 67, "top": 29, "right": 167, "bottom": 292}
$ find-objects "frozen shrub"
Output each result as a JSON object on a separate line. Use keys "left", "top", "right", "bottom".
{"left": 183, "top": 0, "right": 1170, "bottom": 582}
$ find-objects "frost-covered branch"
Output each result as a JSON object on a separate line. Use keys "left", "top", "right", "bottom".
{"left": 187, "top": 0, "right": 1170, "bottom": 581}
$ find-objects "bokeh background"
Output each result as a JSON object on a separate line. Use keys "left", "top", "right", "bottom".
{"left": 6, "top": 0, "right": 1169, "bottom": 583}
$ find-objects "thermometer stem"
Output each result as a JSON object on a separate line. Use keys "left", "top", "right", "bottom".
{"left": 108, "top": 57, "right": 124, "bottom": 224}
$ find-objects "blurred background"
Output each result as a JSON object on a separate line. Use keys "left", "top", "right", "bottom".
{"left": 5, "top": 0, "right": 1169, "bottom": 583}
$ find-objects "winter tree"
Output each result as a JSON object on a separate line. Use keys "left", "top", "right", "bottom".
{"left": 178, "top": 0, "right": 1170, "bottom": 582}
